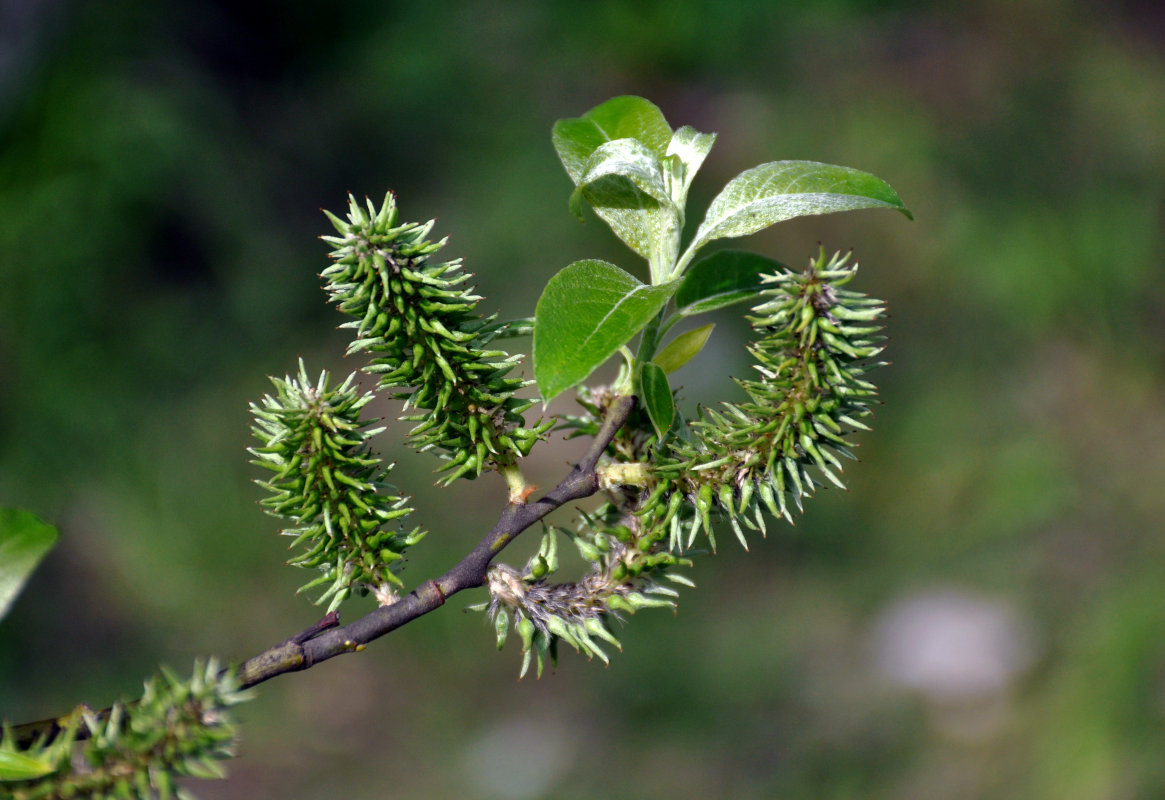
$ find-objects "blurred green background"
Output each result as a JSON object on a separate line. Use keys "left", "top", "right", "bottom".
{"left": 2, "top": 0, "right": 1163, "bottom": 797}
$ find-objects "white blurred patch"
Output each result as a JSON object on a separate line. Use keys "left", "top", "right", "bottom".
{"left": 459, "top": 717, "right": 571, "bottom": 800}
{"left": 871, "top": 588, "right": 1037, "bottom": 740}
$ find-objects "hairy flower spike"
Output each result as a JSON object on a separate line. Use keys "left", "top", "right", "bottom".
{"left": 249, "top": 361, "right": 426, "bottom": 611}
{"left": 320, "top": 193, "right": 552, "bottom": 483}
{"left": 652, "top": 248, "right": 886, "bottom": 550}
{"left": 2, "top": 658, "right": 252, "bottom": 799}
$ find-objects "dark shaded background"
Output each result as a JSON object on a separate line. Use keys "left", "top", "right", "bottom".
{"left": 2, "top": 1, "right": 1163, "bottom": 798}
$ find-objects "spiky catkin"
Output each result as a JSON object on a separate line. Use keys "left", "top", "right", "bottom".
{"left": 249, "top": 362, "right": 425, "bottom": 611}
{"left": 3, "top": 658, "right": 251, "bottom": 800}
{"left": 646, "top": 248, "right": 886, "bottom": 551}
{"left": 320, "top": 193, "right": 552, "bottom": 483}
{"left": 479, "top": 507, "right": 692, "bottom": 678}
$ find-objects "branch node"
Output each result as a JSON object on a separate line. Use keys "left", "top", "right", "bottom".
{"left": 291, "top": 611, "right": 341, "bottom": 645}
{"left": 420, "top": 578, "right": 447, "bottom": 606}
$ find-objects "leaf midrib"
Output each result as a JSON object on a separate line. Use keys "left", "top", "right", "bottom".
{"left": 578, "top": 282, "right": 655, "bottom": 353}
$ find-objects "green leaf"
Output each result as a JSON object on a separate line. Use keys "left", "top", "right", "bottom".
{"left": 0, "top": 749, "right": 56, "bottom": 781}
{"left": 653, "top": 323, "right": 715, "bottom": 373}
{"left": 680, "top": 160, "right": 912, "bottom": 269}
{"left": 534, "top": 260, "right": 678, "bottom": 402}
{"left": 665, "top": 125, "right": 717, "bottom": 201}
{"left": 639, "top": 361, "right": 674, "bottom": 439}
{"left": 676, "top": 250, "right": 787, "bottom": 315}
{"left": 552, "top": 96, "right": 672, "bottom": 184}
{"left": 0, "top": 508, "right": 58, "bottom": 622}
{"left": 578, "top": 138, "right": 672, "bottom": 207}
{"left": 554, "top": 98, "right": 679, "bottom": 278}
{"left": 569, "top": 138, "right": 678, "bottom": 266}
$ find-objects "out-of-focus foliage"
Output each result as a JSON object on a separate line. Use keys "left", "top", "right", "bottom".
{"left": 0, "top": 509, "right": 58, "bottom": 622}
{"left": 1, "top": 1, "right": 1162, "bottom": 799}
{"left": 2, "top": 659, "right": 251, "bottom": 798}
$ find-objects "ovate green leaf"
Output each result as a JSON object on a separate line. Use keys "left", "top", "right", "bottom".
{"left": 653, "top": 323, "right": 715, "bottom": 373}
{"left": 676, "top": 250, "right": 786, "bottom": 315}
{"left": 682, "top": 161, "right": 912, "bottom": 266}
{"left": 0, "top": 508, "right": 59, "bottom": 622}
{"left": 0, "top": 750, "right": 56, "bottom": 781}
{"left": 534, "top": 260, "right": 678, "bottom": 402}
{"left": 639, "top": 361, "right": 674, "bottom": 439}
{"left": 552, "top": 96, "right": 672, "bottom": 184}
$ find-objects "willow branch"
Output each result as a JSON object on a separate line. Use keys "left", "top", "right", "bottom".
{"left": 11, "top": 395, "right": 635, "bottom": 747}
{"left": 237, "top": 393, "right": 634, "bottom": 687}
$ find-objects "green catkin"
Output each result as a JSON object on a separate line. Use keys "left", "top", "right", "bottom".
{"left": 249, "top": 363, "right": 426, "bottom": 611}
{"left": 320, "top": 193, "right": 552, "bottom": 482}
{"left": 647, "top": 247, "right": 886, "bottom": 550}
{"left": 3, "top": 659, "right": 251, "bottom": 800}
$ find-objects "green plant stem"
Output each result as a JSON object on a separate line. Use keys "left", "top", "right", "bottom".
{"left": 655, "top": 311, "right": 683, "bottom": 341}
{"left": 668, "top": 248, "right": 693, "bottom": 282}
{"left": 635, "top": 310, "right": 664, "bottom": 366}
{"left": 628, "top": 309, "right": 667, "bottom": 399}
{"left": 10, "top": 395, "right": 636, "bottom": 748}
